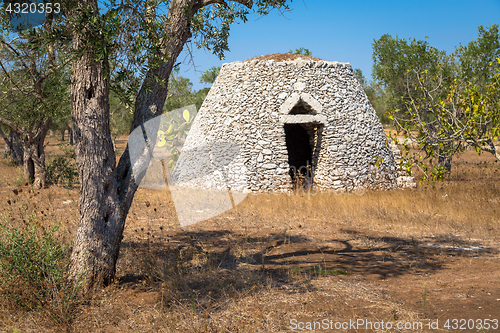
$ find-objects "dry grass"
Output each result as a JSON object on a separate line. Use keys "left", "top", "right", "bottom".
{"left": 244, "top": 53, "right": 323, "bottom": 62}
{"left": 230, "top": 150, "right": 500, "bottom": 243}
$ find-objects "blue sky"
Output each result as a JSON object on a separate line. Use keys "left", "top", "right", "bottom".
{"left": 177, "top": 0, "right": 500, "bottom": 91}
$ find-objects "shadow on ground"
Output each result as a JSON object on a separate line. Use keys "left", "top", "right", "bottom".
{"left": 116, "top": 228, "right": 496, "bottom": 310}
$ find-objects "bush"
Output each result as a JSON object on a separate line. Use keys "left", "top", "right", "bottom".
{"left": 0, "top": 213, "right": 79, "bottom": 322}
{"left": 46, "top": 143, "right": 78, "bottom": 188}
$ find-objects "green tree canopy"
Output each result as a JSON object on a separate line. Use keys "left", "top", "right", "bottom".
{"left": 199, "top": 65, "right": 220, "bottom": 85}
{"left": 353, "top": 68, "right": 367, "bottom": 88}
{"left": 456, "top": 24, "right": 500, "bottom": 88}
{"left": 165, "top": 67, "right": 210, "bottom": 111}
{"left": 352, "top": 68, "right": 391, "bottom": 124}
{"left": 372, "top": 34, "right": 453, "bottom": 113}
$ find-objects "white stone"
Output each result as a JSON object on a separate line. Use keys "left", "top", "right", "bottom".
{"left": 279, "top": 114, "right": 327, "bottom": 125}
{"left": 294, "top": 81, "right": 306, "bottom": 91}
{"left": 278, "top": 92, "right": 288, "bottom": 99}
{"left": 262, "top": 163, "right": 277, "bottom": 169}
{"left": 300, "top": 93, "right": 323, "bottom": 114}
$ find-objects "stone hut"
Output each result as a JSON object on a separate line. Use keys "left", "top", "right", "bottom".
{"left": 172, "top": 53, "right": 411, "bottom": 193}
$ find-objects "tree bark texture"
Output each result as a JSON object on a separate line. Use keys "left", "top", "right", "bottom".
{"left": 69, "top": 127, "right": 74, "bottom": 145}
{"left": 68, "top": 0, "right": 196, "bottom": 290}
{"left": 60, "top": 126, "right": 73, "bottom": 144}
{"left": 22, "top": 118, "right": 51, "bottom": 189}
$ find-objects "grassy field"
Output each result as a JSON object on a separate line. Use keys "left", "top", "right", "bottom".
{"left": 0, "top": 136, "right": 499, "bottom": 332}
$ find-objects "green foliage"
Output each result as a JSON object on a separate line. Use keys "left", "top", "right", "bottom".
{"left": 0, "top": 56, "right": 70, "bottom": 130}
{"left": 199, "top": 66, "right": 221, "bottom": 85}
{"left": 288, "top": 47, "right": 312, "bottom": 56}
{"left": 0, "top": 213, "right": 79, "bottom": 319}
{"left": 164, "top": 68, "right": 210, "bottom": 112}
{"left": 456, "top": 24, "right": 500, "bottom": 87}
{"left": 46, "top": 143, "right": 78, "bottom": 188}
{"left": 353, "top": 68, "right": 391, "bottom": 123}
{"left": 372, "top": 33, "right": 452, "bottom": 113}
{"left": 365, "top": 82, "right": 393, "bottom": 124}
{"left": 191, "top": 1, "right": 291, "bottom": 60}
{"left": 156, "top": 105, "right": 197, "bottom": 170}
{"left": 353, "top": 68, "right": 367, "bottom": 87}
{"left": 387, "top": 56, "right": 500, "bottom": 183}
{"left": 110, "top": 90, "right": 133, "bottom": 135}
{"left": 164, "top": 87, "right": 209, "bottom": 112}
{"left": 0, "top": 11, "right": 71, "bottom": 130}
{"left": 191, "top": 3, "right": 249, "bottom": 60}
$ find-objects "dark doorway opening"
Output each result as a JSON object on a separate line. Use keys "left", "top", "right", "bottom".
{"left": 284, "top": 123, "right": 314, "bottom": 188}
{"left": 288, "top": 102, "right": 310, "bottom": 115}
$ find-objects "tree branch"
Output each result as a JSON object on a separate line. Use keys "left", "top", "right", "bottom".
{"left": 481, "top": 139, "right": 500, "bottom": 162}
{"left": 0, "top": 38, "right": 32, "bottom": 74}
{"left": 0, "top": 116, "right": 23, "bottom": 135}
{"left": 0, "top": 60, "right": 29, "bottom": 97}
{"left": 192, "top": 0, "right": 253, "bottom": 13}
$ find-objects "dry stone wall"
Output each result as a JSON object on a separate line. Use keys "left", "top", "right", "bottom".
{"left": 172, "top": 57, "right": 408, "bottom": 193}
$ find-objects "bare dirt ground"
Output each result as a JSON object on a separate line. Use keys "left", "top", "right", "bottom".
{"left": 0, "top": 136, "right": 499, "bottom": 332}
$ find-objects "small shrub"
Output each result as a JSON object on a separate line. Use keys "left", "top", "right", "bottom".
{"left": 0, "top": 213, "right": 79, "bottom": 322}
{"left": 46, "top": 143, "right": 78, "bottom": 188}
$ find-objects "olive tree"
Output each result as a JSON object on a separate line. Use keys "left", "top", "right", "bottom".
{"left": 388, "top": 26, "right": 500, "bottom": 183}
{"left": 59, "top": 0, "right": 291, "bottom": 291}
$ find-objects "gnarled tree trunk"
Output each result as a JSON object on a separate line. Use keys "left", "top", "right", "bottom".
{"left": 428, "top": 123, "right": 454, "bottom": 177}
{"left": 60, "top": 126, "right": 73, "bottom": 144}
{"left": 0, "top": 117, "right": 50, "bottom": 188}
{"left": 20, "top": 119, "right": 51, "bottom": 189}
{"left": 438, "top": 153, "right": 453, "bottom": 179}
{"left": 69, "top": 127, "right": 74, "bottom": 145}
{"left": 0, "top": 128, "right": 23, "bottom": 165}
